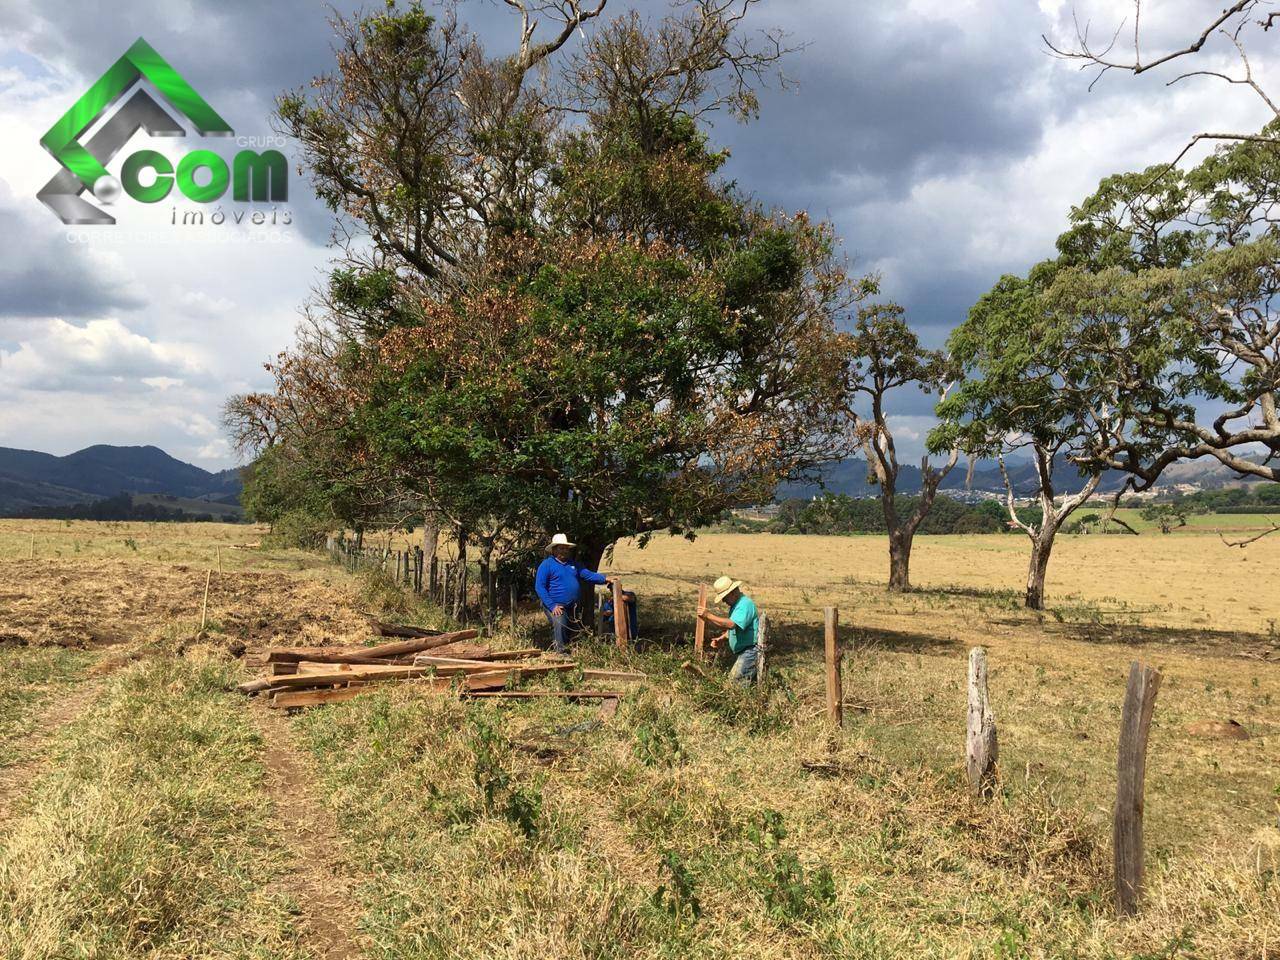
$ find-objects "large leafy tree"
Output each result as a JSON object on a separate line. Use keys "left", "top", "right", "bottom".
{"left": 931, "top": 269, "right": 1119, "bottom": 610}
{"left": 1048, "top": 134, "right": 1280, "bottom": 488}
{"left": 230, "top": 0, "right": 873, "bottom": 588}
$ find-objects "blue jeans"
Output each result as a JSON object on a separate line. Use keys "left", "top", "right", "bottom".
{"left": 545, "top": 603, "right": 581, "bottom": 654}
{"left": 728, "top": 645, "right": 758, "bottom": 686}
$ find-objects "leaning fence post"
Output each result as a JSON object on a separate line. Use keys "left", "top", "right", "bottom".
{"left": 613, "top": 580, "right": 630, "bottom": 650}
{"left": 966, "top": 647, "right": 998, "bottom": 796}
{"left": 694, "top": 584, "right": 708, "bottom": 661}
{"left": 200, "top": 569, "right": 212, "bottom": 631}
{"left": 756, "top": 612, "right": 769, "bottom": 687}
{"left": 824, "top": 607, "right": 842, "bottom": 727}
{"left": 1115, "top": 660, "right": 1162, "bottom": 916}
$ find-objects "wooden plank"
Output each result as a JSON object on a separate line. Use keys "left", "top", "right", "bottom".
{"left": 965, "top": 647, "right": 998, "bottom": 796}
{"left": 613, "top": 580, "right": 630, "bottom": 650}
{"left": 824, "top": 607, "right": 842, "bottom": 727}
{"left": 273, "top": 664, "right": 438, "bottom": 687}
{"left": 369, "top": 620, "right": 441, "bottom": 639}
{"left": 694, "top": 584, "right": 707, "bottom": 661}
{"left": 1114, "top": 660, "right": 1162, "bottom": 916}
{"left": 465, "top": 669, "right": 515, "bottom": 692}
{"left": 266, "top": 649, "right": 401, "bottom": 666}
{"left": 359, "top": 628, "right": 480, "bottom": 660}
{"left": 465, "top": 689, "right": 624, "bottom": 700}
{"left": 270, "top": 685, "right": 373, "bottom": 709}
{"left": 236, "top": 677, "right": 278, "bottom": 695}
{"left": 485, "top": 648, "right": 542, "bottom": 661}
{"left": 581, "top": 669, "right": 647, "bottom": 683}
{"left": 269, "top": 677, "right": 453, "bottom": 710}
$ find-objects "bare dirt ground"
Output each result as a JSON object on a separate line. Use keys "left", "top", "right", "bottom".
{"left": 253, "top": 705, "right": 367, "bottom": 960}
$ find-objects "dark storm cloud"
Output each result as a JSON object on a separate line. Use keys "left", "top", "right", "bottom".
{"left": 713, "top": 1, "right": 1056, "bottom": 211}
{"left": 0, "top": 182, "right": 146, "bottom": 317}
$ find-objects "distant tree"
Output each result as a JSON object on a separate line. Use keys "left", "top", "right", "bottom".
{"left": 843, "top": 303, "right": 959, "bottom": 591}
{"left": 1141, "top": 501, "right": 1206, "bottom": 534}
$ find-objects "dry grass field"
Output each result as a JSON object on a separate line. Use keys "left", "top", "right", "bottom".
{"left": 0, "top": 518, "right": 1276, "bottom": 959}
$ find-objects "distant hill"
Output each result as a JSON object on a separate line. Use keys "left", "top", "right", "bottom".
{"left": 778, "top": 452, "right": 1269, "bottom": 500}
{"left": 0, "top": 445, "right": 243, "bottom": 517}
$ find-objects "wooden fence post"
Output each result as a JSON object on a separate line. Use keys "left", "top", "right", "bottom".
{"left": 694, "top": 584, "right": 707, "bottom": 661}
{"left": 966, "top": 647, "right": 998, "bottom": 796}
{"left": 429, "top": 555, "right": 439, "bottom": 602}
{"left": 487, "top": 566, "right": 498, "bottom": 627}
{"left": 444, "top": 563, "right": 454, "bottom": 614}
{"left": 200, "top": 569, "right": 212, "bottom": 631}
{"left": 756, "top": 612, "right": 769, "bottom": 687}
{"left": 1115, "top": 660, "right": 1162, "bottom": 916}
{"left": 824, "top": 607, "right": 842, "bottom": 727}
{"left": 613, "top": 580, "right": 630, "bottom": 650}
{"left": 509, "top": 575, "right": 518, "bottom": 633}
{"left": 594, "top": 589, "right": 605, "bottom": 637}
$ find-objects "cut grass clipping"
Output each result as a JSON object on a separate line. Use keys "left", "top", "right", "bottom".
{"left": 0, "top": 656, "right": 306, "bottom": 960}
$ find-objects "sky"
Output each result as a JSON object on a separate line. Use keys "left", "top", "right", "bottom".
{"left": 0, "top": 0, "right": 1275, "bottom": 470}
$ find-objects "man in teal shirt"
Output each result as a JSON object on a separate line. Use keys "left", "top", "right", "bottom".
{"left": 697, "top": 575, "right": 759, "bottom": 685}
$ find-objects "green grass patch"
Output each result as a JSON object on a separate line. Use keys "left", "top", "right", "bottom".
{"left": 0, "top": 655, "right": 306, "bottom": 960}
{"left": 0, "top": 646, "right": 94, "bottom": 767}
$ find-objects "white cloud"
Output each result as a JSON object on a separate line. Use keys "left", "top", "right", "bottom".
{"left": 0, "top": 317, "right": 204, "bottom": 391}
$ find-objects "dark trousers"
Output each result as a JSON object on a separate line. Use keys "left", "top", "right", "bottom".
{"left": 545, "top": 603, "right": 581, "bottom": 654}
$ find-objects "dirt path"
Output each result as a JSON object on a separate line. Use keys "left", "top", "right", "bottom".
{"left": 0, "top": 678, "right": 103, "bottom": 822}
{"left": 251, "top": 705, "right": 367, "bottom": 960}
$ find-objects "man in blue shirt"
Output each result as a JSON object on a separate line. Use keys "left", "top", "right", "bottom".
{"left": 534, "top": 533, "right": 615, "bottom": 654}
{"left": 697, "top": 575, "right": 759, "bottom": 685}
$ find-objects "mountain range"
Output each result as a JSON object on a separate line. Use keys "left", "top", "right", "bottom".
{"left": 0, "top": 445, "right": 242, "bottom": 515}
{"left": 780, "top": 452, "right": 1266, "bottom": 499}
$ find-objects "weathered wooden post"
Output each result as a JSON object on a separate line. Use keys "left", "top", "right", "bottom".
{"left": 613, "top": 580, "right": 630, "bottom": 650}
{"left": 756, "top": 612, "right": 769, "bottom": 687}
{"left": 593, "top": 589, "right": 605, "bottom": 637}
{"left": 509, "top": 575, "right": 518, "bottom": 633}
{"left": 200, "top": 569, "right": 212, "bottom": 631}
{"left": 414, "top": 547, "right": 423, "bottom": 593}
{"left": 444, "top": 563, "right": 455, "bottom": 614}
{"left": 480, "top": 561, "right": 491, "bottom": 625}
{"left": 694, "top": 584, "right": 708, "bottom": 661}
{"left": 486, "top": 566, "right": 498, "bottom": 627}
{"left": 824, "top": 607, "right": 842, "bottom": 727}
{"left": 965, "top": 647, "right": 998, "bottom": 796}
{"left": 1114, "top": 660, "right": 1162, "bottom": 916}
{"left": 429, "top": 555, "right": 439, "bottom": 602}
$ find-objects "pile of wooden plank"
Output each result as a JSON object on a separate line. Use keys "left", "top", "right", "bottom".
{"left": 237, "top": 625, "right": 647, "bottom": 710}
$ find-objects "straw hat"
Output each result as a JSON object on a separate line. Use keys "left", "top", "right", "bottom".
{"left": 546, "top": 533, "right": 576, "bottom": 552}
{"left": 712, "top": 575, "right": 743, "bottom": 603}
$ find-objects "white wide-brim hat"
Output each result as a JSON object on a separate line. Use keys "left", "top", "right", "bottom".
{"left": 713, "top": 575, "right": 743, "bottom": 603}
{"left": 547, "top": 533, "right": 576, "bottom": 551}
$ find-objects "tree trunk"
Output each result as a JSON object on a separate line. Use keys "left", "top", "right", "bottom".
{"left": 454, "top": 527, "right": 468, "bottom": 621}
{"left": 887, "top": 526, "right": 913, "bottom": 592}
{"left": 422, "top": 515, "right": 439, "bottom": 565}
{"left": 576, "top": 538, "right": 609, "bottom": 623}
{"left": 1025, "top": 528, "right": 1056, "bottom": 610}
